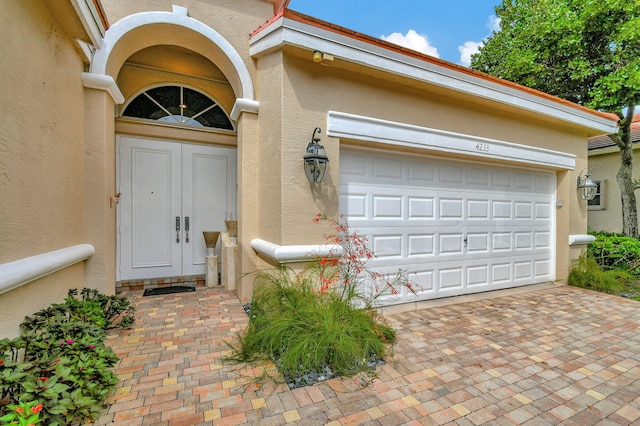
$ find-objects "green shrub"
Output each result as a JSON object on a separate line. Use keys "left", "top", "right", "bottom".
{"left": 568, "top": 253, "right": 629, "bottom": 294}
{"left": 0, "top": 288, "right": 134, "bottom": 425}
{"left": 588, "top": 231, "right": 640, "bottom": 277}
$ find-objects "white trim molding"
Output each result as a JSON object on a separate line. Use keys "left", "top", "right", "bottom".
{"left": 82, "top": 72, "right": 125, "bottom": 104}
{"left": 0, "top": 244, "right": 95, "bottom": 295}
{"left": 250, "top": 16, "right": 618, "bottom": 135}
{"left": 70, "top": 0, "right": 106, "bottom": 48}
{"left": 328, "top": 111, "right": 577, "bottom": 170}
{"left": 568, "top": 235, "right": 596, "bottom": 246}
{"left": 231, "top": 98, "right": 260, "bottom": 121}
{"left": 91, "top": 5, "right": 256, "bottom": 102}
{"left": 251, "top": 239, "right": 343, "bottom": 264}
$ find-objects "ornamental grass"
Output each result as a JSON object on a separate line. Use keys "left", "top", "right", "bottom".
{"left": 228, "top": 215, "right": 416, "bottom": 385}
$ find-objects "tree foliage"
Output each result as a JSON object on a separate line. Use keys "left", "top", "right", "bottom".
{"left": 471, "top": 0, "right": 640, "bottom": 235}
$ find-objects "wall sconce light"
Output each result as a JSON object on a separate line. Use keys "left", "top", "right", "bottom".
{"left": 577, "top": 169, "right": 597, "bottom": 201}
{"left": 303, "top": 127, "right": 329, "bottom": 184}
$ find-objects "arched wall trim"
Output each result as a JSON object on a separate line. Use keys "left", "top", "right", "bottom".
{"left": 91, "top": 4, "right": 258, "bottom": 115}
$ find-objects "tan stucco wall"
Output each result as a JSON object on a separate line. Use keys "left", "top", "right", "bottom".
{"left": 88, "top": 0, "right": 599, "bottom": 303}
{"left": 0, "top": 0, "right": 92, "bottom": 338}
{"left": 588, "top": 148, "right": 640, "bottom": 234}
{"left": 255, "top": 52, "right": 593, "bottom": 283}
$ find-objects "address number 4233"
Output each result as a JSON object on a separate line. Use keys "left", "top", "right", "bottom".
{"left": 476, "top": 143, "right": 490, "bottom": 152}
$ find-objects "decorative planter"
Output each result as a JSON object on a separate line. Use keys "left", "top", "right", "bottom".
{"left": 225, "top": 220, "right": 238, "bottom": 238}
{"left": 202, "top": 231, "right": 220, "bottom": 256}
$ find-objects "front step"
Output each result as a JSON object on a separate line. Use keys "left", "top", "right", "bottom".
{"left": 116, "top": 274, "right": 207, "bottom": 294}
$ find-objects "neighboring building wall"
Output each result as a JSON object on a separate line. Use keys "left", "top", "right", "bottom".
{"left": 0, "top": 0, "right": 92, "bottom": 337}
{"left": 588, "top": 148, "right": 640, "bottom": 234}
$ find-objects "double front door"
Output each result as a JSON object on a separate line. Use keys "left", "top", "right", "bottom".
{"left": 117, "top": 136, "right": 236, "bottom": 281}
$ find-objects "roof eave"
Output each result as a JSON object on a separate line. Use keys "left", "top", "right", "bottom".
{"left": 250, "top": 12, "right": 618, "bottom": 135}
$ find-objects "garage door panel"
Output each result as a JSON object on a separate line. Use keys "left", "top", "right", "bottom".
{"left": 535, "top": 231, "right": 551, "bottom": 248}
{"left": 340, "top": 148, "right": 555, "bottom": 305}
{"left": 467, "top": 168, "right": 490, "bottom": 186}
{"left": 408, "top": 197, "right": 435, "bottom": 219}
{"left": 514, "top": 261, "right": 533, "bottom": 280}
{"left": 408, "top": 234, "right": 434, "bottom": 256}
{"left": 371, "top": 235, "right": 403, "bottom": 258}
{"left": 468, "top": 200, "right": 490, "bottom": 219}
{"left": 536, "top": 203, "right": 552, "bottom": 219}
{"left": 340, "top": 193, "right": 368, "bottom": 219}
{"left": 373, "top": 196, "right": 403, "bottom": 219}
{"left": 535, "top": 260, "right": 552, "bottom": 277}
{"left": 340, "top": 153, "right": 367, "bottom": 177}
{"left": 440, "top": 267, "right": 464, "bottom": 289}
{"left": 492, "top": 201, "right": 512, "bottom": 219}
{"left": 467, "top": 233, "right": 489, "bottom": 252}
{"left": 439, "top": 199, "right": 464, "bottom": 219}
{"left": 440, "top": 234, "right": 464, "bottom": 255}
{"left": 439, "top": 165, "right": 464, "bottom": 184}
{"left": 515, "top": 232, "right": 533, "bottom": 249}
{"left": 492, "top": 263, "right": 512, "bottom": 283}
{"left": 467, "top": 265, "right": 489, "bottom": 286}
{"left": 373, "top": 157, "right": 404, "bottom": 180}
{"left": 515, "top": 202, "right": 534, "bottom": 219}
{"left": 408, "top": 164, "right": 435, "bottom": 183}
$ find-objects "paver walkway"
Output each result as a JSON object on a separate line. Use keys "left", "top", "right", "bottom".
{"left": 96, "top": 284, "right": 640, "bottom": 425}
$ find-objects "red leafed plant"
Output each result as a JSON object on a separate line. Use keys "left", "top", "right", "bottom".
{"left": 312, "top": 213, "right": 418, "bottom": 308}
{"left": 228, "top": 215, "right": 418, "bottom": 384}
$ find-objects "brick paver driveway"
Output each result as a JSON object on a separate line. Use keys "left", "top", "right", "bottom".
{"left": 96, "top": 284, "right": 640, "bottom": 425}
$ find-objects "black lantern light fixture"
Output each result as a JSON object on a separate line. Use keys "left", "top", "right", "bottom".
{"left": 577, "top": 169, "right": 598, "bottom": 201}
{"left": 303, "top": 127, "right": 329, "bottom": 184}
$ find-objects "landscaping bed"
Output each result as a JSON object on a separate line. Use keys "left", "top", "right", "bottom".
{"left": 0, "top": 289, "right": 135, "bottom": 426}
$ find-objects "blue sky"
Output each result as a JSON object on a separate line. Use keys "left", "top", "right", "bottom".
{"left": 287, "top": 0, "right": 502, "bottom": 66}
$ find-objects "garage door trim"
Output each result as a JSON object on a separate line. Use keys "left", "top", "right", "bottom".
{"left": 327, "top": 111, "right": 576, "bottom": 170}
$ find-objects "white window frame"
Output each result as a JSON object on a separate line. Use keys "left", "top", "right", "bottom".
{"left": 588, "top": 180, "right": 604, "bottom": 210}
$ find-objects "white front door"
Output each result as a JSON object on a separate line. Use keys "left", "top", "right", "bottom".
{"left": 117, "top": 136, "right": 236, "bottom": 281}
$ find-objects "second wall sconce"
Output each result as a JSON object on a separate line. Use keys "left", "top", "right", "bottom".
{"left": 577, "top": 169, "right": 598, "bottom": 201}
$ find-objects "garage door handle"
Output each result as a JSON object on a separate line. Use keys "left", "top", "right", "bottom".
{"left": 463, "top": 236, "right": 467, "bottom": 248}
{"left": 185, "top": 216, "right": 190, "bottom": 243}
{"left": 176, "top": 216, "right": 180, "bottom": 243}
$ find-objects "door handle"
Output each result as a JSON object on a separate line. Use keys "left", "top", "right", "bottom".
{"left": 185, "top": 216, "right": 190, "bottom": 243}
{"left": 176, "top": 216, "right": 180, "bottom": 243}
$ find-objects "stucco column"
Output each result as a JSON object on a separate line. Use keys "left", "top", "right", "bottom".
{"left": 236, "top": 110, "right": 259, "bottom": 303}
{"left": 82, "top": 87, "right": 118, "bottom": 295}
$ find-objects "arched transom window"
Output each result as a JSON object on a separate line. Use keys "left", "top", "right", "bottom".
{"left": 122, "top": 85, "right": 234, "bottom": 130}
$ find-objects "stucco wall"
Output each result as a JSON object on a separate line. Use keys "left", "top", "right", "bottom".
{"left": 245, "top": 52, "right": 593, "bottom": 284}
{"left": 100, "top": 0, "right": 271, "bottom": 87}
{"left": 91, "top": 0, "right": 598, "bottom": 301}
{"left": 588, "top": 148, "right": 640, "bottom": 233}
{"left": 0, "top": 0, "right": 90, "bottom": 337}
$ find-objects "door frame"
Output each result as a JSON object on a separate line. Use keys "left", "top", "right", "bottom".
{"left": 115, "top": 134, "right": 237, "bottom": 282}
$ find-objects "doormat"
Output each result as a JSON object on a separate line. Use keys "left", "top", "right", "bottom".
{"left": 143, "top": 286, "right": 196, "bottom": 297}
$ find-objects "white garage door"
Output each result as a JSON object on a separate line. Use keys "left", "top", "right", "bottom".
{"left": 340, "top": 148, "right": 556, "bottom": 306}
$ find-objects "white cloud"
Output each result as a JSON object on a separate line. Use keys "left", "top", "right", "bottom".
{"left": 487, "top": 15, "right": 501, "bottom": 33}
{"left": 458, "top": 41, "right": 483, "bottom": 67}
{"left": 381, "top": 29, "right": 440, "bottom": 58}
{"left": 457, "top": 15, "right": 500, "bottom": 67}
